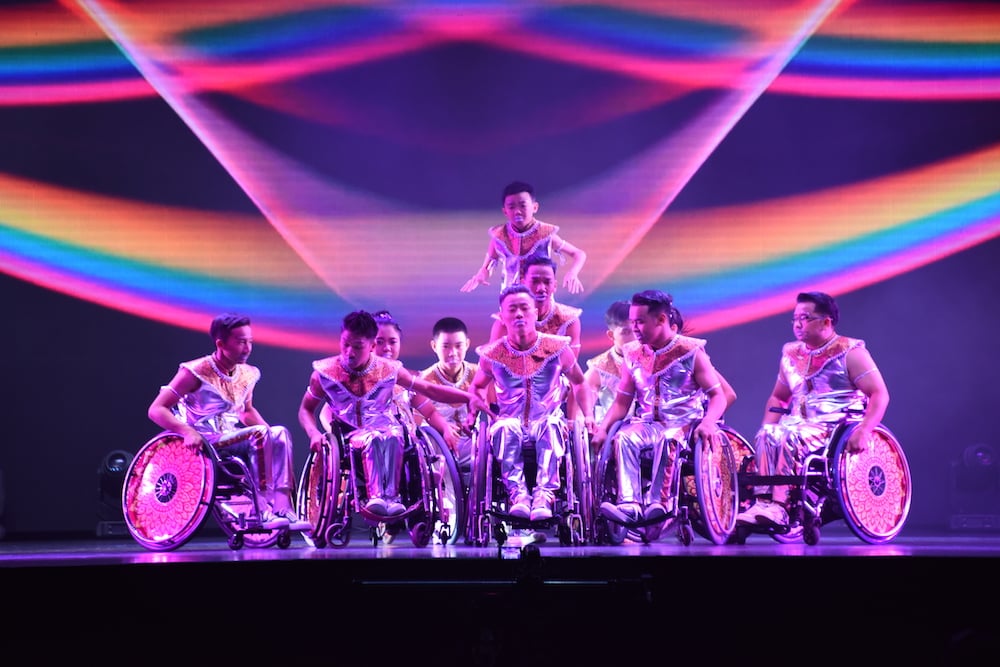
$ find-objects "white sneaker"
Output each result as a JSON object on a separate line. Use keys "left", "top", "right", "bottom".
{"left": 365, "top": 497, "right": 388, "bottom": 515}
{"left": 617, "top": 502, "right": 642, "bottom": 522}
{"left": 736, "top": 500, "right": 788, "bottom": 527}
{"left": 386, "top": 500, "right": 406, "bottom": 516}
{"left": 275, "top": 509, "right": 312, "bottom": 531}
{"left": 757, "top": 501, "right": 788, "bottom": 527}
{"left": 736, "top": 500, "right": 765, "bottom": 524}
{"left": 643, "top": 502, "right": 667, "bottom": 523}
{"left": 509, "top": 493, "right": 531, "bottom": 520}
{"left": 530, "top": 494, "right": 553, "bottom": 522}
{"left": 260, "top": 512, "right": 290, "bottom": 530}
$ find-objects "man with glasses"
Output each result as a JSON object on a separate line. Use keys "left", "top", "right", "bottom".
{"left": 736, "top": 291, "right": 890, "bottom": 528}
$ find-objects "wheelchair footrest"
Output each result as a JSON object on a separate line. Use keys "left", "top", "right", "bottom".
{"left": 599, "top": 503, "right": 673, "bottom": 528}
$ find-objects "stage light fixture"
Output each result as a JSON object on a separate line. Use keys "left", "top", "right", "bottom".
{"left": 96, "top": 449, "right": 133, "bottom": 537}
{"left": 955, "top": 444, "right": 998, "bottom": 494}
{"left": 950, "top": 443, "right": 1000, "bottom": 531}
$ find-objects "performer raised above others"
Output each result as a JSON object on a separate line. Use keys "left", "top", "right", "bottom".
{"left": 461, "top": 180, "right": 587, "bottom": 294}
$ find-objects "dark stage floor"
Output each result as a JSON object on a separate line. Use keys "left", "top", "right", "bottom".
{"left": 3, "top": 523, "right": 1000, "bottom": 665}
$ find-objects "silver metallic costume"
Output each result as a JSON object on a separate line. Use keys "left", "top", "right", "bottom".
{"left": 613, "top": 335, "right": 708, "bottom": 508}
{"left": 477, "top": 333, "right": 572, "bottom": 507}
{"left": 491, "top": 299, "right": 582, "bottom": 404}
{"left": 585, "top": 346, "right": 624, "bottom": 424}
{"left": 310, "top": 354, "right": 406, "bottom": 505}
{"left": 174, "top": 355, "right": 295, "bottom": 505}
{"left": 753, "top": 336, "right": 869, "bottom": 492}
{"left": 487, "top": 219, "right": 563, "bottom": 291}
{"left": 420, "top": 361, "right": 478, "bottom": 472}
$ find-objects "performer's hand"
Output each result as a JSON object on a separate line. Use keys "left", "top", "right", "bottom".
{"left": 563, "top": 274, "right": 584, "bottom": 294}
{"left": 846, "top": 428, "right": 869, "bottom": 453}
{"left": 442, "top": 423, "right": 460, "bottom": 450}
{"left": 694, "top": 421, "right": 720, "bottom": 445}
{"left": 183, "top": 433, "right": 204, "bottom": 452}
{"left": 461, "top": 272, "right": 489, "bottom": 292}
{"left": 309, "top": 432, "right": 327, "bottom": 453}
{"left": 469, "top": 395, "right": 496, "bottom": 420}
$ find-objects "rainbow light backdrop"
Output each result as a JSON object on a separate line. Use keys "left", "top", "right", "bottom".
{"left": 2, "top": 0, "right": 999, "bottom": 356}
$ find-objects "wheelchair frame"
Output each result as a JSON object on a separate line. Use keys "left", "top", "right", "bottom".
{"left": 297, "top": 418, "right": 464, "bottom": 548}
{"left": 464, "top": 413, "right": 593, "bottom": 549}
{"left": 591, "top": 419, "right": 743, "bottom": 546}
{"left": 122, "top": 431, "right": 296, "bottom": 552}
{"left": 733, "top": 415, "right": 912, "bottom": 545}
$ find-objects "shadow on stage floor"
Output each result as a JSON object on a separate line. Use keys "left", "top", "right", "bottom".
{"left": 3, "top": 524, "right": 999, "bottom": 665}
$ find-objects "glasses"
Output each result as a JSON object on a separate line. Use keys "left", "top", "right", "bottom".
{"left": 791, "top": 313, "right": 825, "bottom": 325}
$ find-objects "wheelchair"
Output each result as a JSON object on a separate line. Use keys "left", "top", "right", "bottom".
{"left": 732, "top": 410, "right": 912, "bottom": 545}
{"left": 591, "top": 419, "right": 744, "bottom": 546}
{"left": 464, "top": 413, "right": 594, "bottom": 548}
{"left": 298, "top": 418, "right": 464, "bottom": 548}
{"left": 122, "top": 431, "right": 301, "bottom": 552}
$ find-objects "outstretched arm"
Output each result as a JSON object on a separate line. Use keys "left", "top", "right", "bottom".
{"left": 461, "top": 239, "right": 500, "bottom": 292}
{"left": 553, "top": 234, "right": 587, "bottom": 294}
{"left": 400, "top": 368, "right": 496, "bottom": 419}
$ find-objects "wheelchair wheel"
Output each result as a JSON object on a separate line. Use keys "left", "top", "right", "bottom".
{"left": 326, "top": 521, "right": 351, "bottom": 548}
{"left": 122, "top": 432, "right": 214, "bottom": 552}
{"left": 676, "top": 518, "right": 693, "bottom": 546}
{"left": 409, "top": 520, "right": 431, "bottom": 547}
{"left": 770, "top": 523, "right": 805, "bottom": 544}
{"left": 568, "top": 418, "right": 593, "bottom": 545}
{"left": 731, "top": 428, "right": 757, "bottom": 514}
{"left": 418, "top": 425, "right": 465, "bottom": 546}
{"left": 691, "top": 426, "right": 740, "bottom": 545}
{"left": 591, "top": 426, "right": 621, "bottom": 545}
{"left": 296, "top": 439, "right": 338, "bottom": 549}
{"left": 212, "top": 506, "right": 282, "bottom": 549}
{"left": 832, "top": 423, "right": 911, "bottom": 544}
{"left": 597, "top": 514, "right": 628, "bottom": 545}
{"left": 466, "top": 415, "right": 492, "bottom": 547}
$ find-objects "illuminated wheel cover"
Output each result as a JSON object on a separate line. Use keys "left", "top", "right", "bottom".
{"left": 834, "top": 425, "right": 911, "bottom": 544}
{"left": 693, "top": 429, "right": 739, "bottom": 545}
{"left": 123, "top": 433, "right": 213, "bottom": 551}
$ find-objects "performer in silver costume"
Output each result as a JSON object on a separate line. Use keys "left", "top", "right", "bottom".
{"left": 419, "top": 316, "right": 479, "bottom": 475}
{"left": 736, "top": 291, "right": 889, "bottom": 528}
{"left": 298, "top": 310, "right": 492, "bottom": 518}
{"left": 488, "top": 255, "right": 582, "bottom": 354}
{"left": 461, "top": 181, "right": 587, "bottom": 295}
{"left": 469, "top": 285, "right": 595, "bottom": 522}
{"left": 583, "top": 300, "right": 635, "bottom": 427}
{"left": 590, "top": 290, "right": 728, "bottom": 527}
{"left": 489, "top": 255, "right": 584, "bottom": 425}
{"left": 318, "top": 310, "right": 453, "bottom": 447}
{"left": 147, "top": 313, "right": 309, "bottom": 530}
